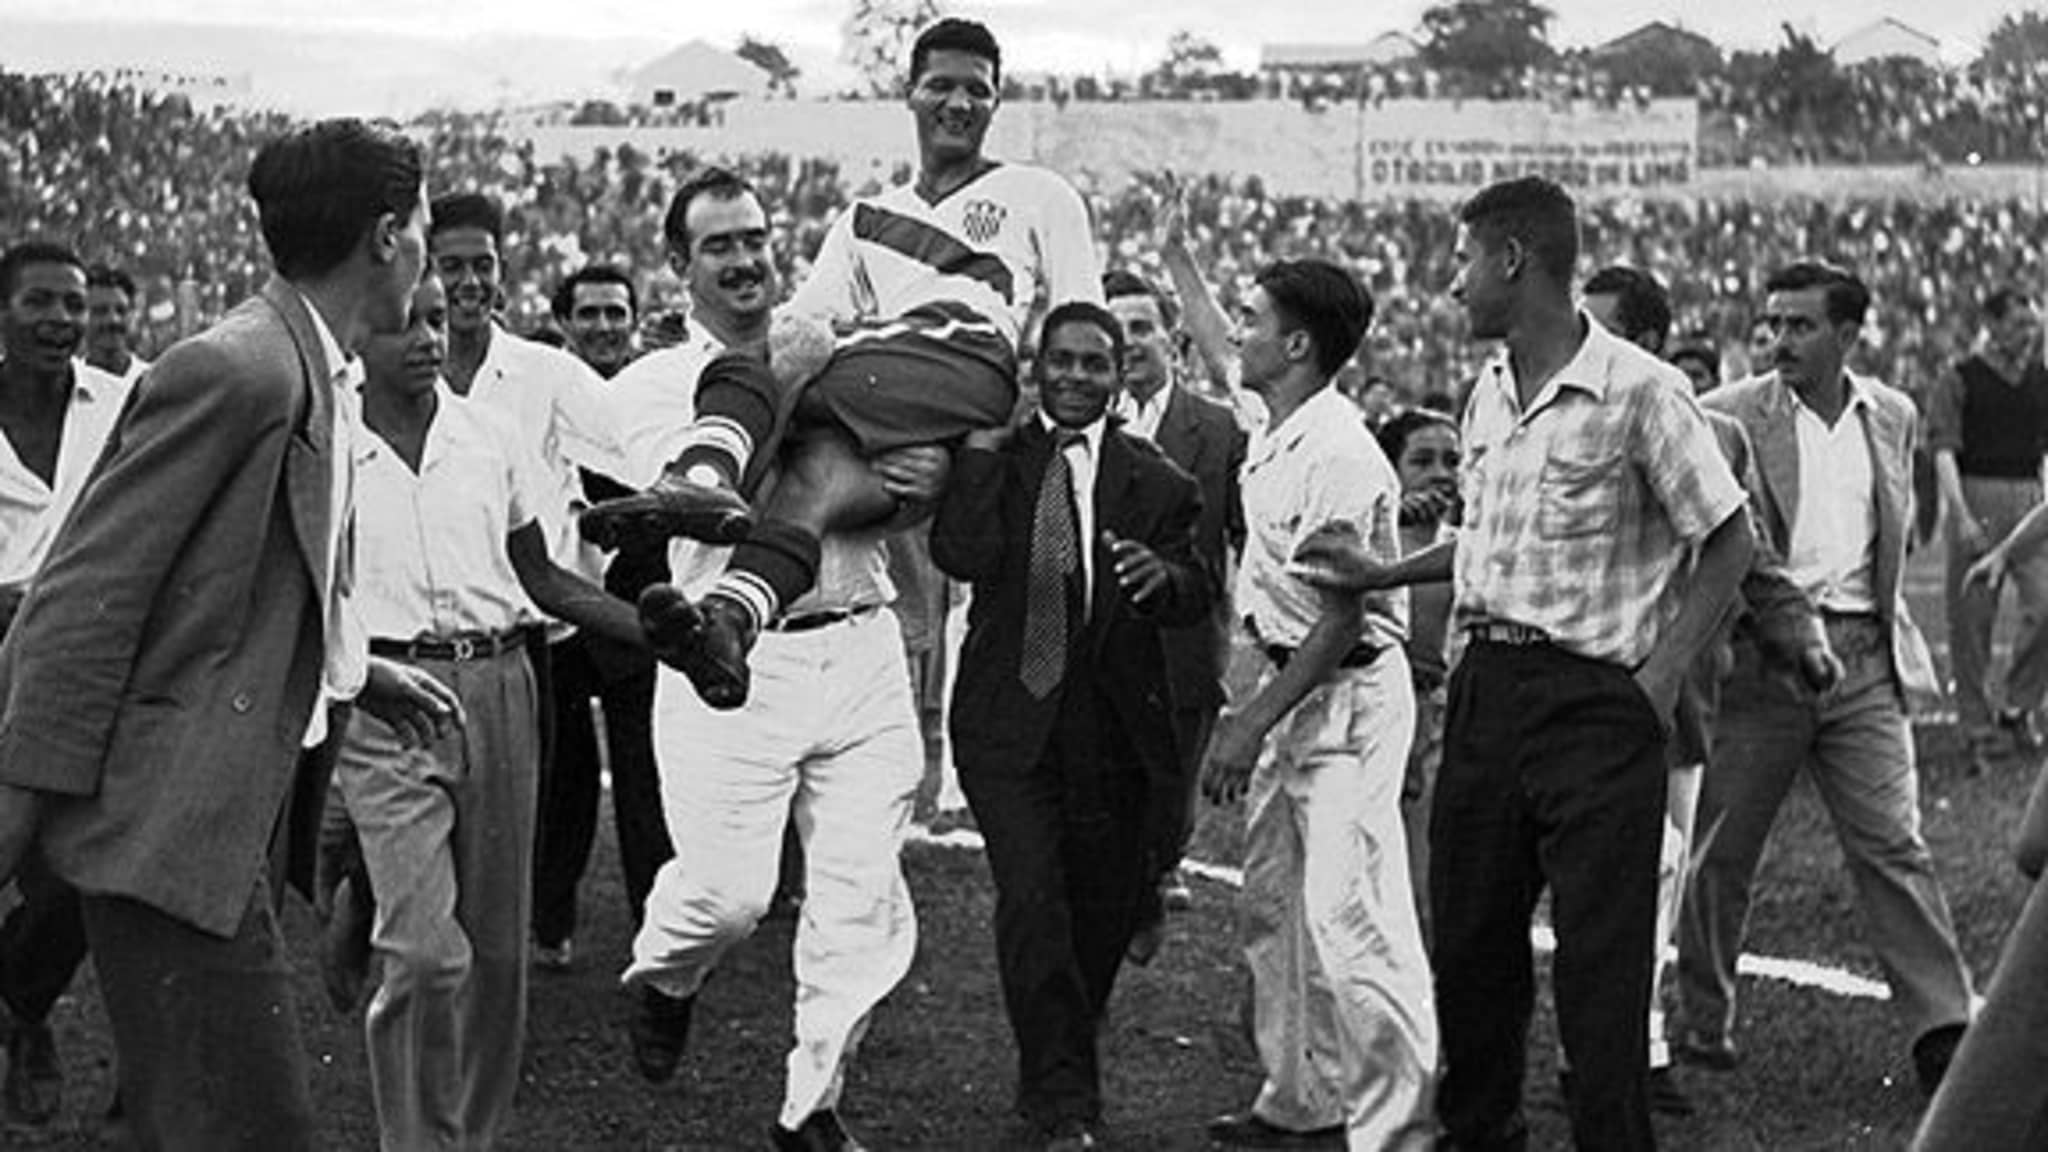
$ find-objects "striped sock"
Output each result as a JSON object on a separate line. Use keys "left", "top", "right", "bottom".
{"left": 676, "top": 350, "right": 781, "bottom": 494}
{"left": 709, "top": 520, "right": 822, "bottom": 631}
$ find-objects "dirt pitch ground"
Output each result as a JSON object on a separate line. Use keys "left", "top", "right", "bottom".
{"left": 11, "top": 547, "right": 2041, "bottom": 1151}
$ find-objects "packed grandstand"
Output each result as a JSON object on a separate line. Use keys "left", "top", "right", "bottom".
{"left": 4, "top": 48, "right": 2046, "bottom": 413}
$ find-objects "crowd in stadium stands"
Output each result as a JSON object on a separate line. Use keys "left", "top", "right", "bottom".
{"left": 6, "top": 67, "right": 2047, "bottom": 414}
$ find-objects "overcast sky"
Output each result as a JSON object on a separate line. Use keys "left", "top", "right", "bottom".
{"left": 2, "top": 0, "right": 2026, "bottom": 113}
{"left": 8, "top": 0, "right": 2023, "bottom": 73}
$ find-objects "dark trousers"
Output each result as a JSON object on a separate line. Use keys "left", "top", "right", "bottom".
{"left": 961, "top": 699, "right": 1149, "bottom": 1129}
{"left": 1433, "top": 641, "right": 1666, "bottom": 1152}
{"left": 0, "top": 853, "right": 88, "bottom": 1024}
{"left": 83, "top": 873, "right": 314, "bottom": 1152}
{"left": 532, "top": 635, "right": 670, "bottom": 944}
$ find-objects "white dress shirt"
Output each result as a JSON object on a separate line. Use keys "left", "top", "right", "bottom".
{"left": 1242, "top": 386, "right": 1407, "bottom": 651}
{"left": 297, "top": 288, "right": 368, "bottom": 744}
{"left": 1787, "top": 379, "right": 1878, "bottom": 613}
{"left": 463, "top": 322, "right": 629, "bottom": 586}
{"left": 0, "top": 360, "right": 130, "bottom": 586}
{"left": 1114, "top": 385, "right": 1170, "bottom": 443}
{"left": 605, "top": 319, "right": 894, "bottom": 615}
{"left": 1036, "top": 412, "right": 1105, "bottom": 605}
{"left": 354, "top": 384, "right": 542, "bottom": 640}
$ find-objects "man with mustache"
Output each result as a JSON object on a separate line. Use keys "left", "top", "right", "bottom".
{"left": 1678, "top": 262, "right": 1977, "bottom": 1098}
{"left": 82, "top": 264, "right": 148, "bottom": 386}
{"left": 427, "top": 193, "right": 634, "bottom": 973}
{"left": 613, "top": 165, "right": 947, "bottom": 1152}
{"left": 587, "top": 18, "right": 1101, "bottom": 715}
{"left": 0, "top": 241, "right": 130, "bottom": 1130}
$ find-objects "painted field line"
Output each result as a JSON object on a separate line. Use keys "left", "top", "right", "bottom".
{"left": 912, "top": 826, "right": 1892, "bottom": 1003}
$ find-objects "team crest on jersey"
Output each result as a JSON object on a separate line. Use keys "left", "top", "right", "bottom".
{"left": 960, "top": 199, "right": 1007, "bottom": 244}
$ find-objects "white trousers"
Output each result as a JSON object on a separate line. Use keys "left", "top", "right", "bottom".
{"left": 1241, "top": 649, "right": 1439, "bottom": 1151}
{"left": 1650, "top": 762, "right": 1703, "bottom": 1068}
{"left": 625, "top": 608, "right": 922, "bottom": 1129}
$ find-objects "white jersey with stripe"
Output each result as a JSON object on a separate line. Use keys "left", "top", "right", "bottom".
{"left": 788, "top": 162, "right": 1102, "bottom": 358}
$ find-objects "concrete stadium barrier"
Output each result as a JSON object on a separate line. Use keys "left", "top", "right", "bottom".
{"left": 518, "top": 100, "right": 2048, "bottom": 204}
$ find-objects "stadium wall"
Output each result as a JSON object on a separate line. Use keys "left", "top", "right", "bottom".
{"left": 520, "top": 99, "right": 2048, "bottom": 204}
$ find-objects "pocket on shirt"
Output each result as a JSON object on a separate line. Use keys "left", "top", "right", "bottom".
{"left": 1536, "top": 451, "right": 1621, "bottom": 539}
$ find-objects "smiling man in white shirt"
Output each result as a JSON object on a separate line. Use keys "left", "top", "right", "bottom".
{"left": 0, "top": 241, "right": 130, "bottom": 1129}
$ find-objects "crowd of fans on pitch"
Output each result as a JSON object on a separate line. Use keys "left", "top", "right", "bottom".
{"left": 6, "top": 67, "right": 2048, "bottom": 416}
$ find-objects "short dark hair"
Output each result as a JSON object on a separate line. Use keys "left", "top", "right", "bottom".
{"left": 1584, "top": 264, "right": 1673, "bottom": 350}
{"left": 0, "top": 241, "right": 86, "bottom": 300}
{"left": 1458, "top": 176, "right": 1580, "bottom": 286}
{"left": 1101, "top": 268, "right": 1178, "bottom": 329}
{"left": 1376, "top": 407, "right": 1459, "bottom": 466}
{"left": 1039, "top": 300, "right": 1125, "bottom": 366}
{"left": 1985, "top": 287, "right": 2035, "bottom": 323}
{"left": 1764, "top": 262, "right": 1870, "bottom": 327}
{"left": 85, "top": 263, "right": 138, "bottom": 301}
{"left": 910, "top": 18, "right": 1002, "bottom": 88}
{"left": 1668, "top": 332, "right": 1721, "bottom": 378}
{"left": 1254, "top": 259, "right": 1375, "bottom": 378}
{"left": 247, "top": 119, "right": 423, "bottom": 280}
{"left": 428, "top": 192, "right": 505, "bottom": 246}
{"left": 663, "top": 166, "right": 758, "bottom": 256}
{"left": 551, "top": 264, "right": 638, "bottom": 322}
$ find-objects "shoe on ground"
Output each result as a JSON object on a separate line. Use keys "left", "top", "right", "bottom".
{"left": 1913, "top": 1022, "right": 1966, "bottom": 1096}
{"left": 3, "top": 1017, "right": 61, "bottom": 1126}
{"left": 1649, "top": 1065, "right": 1696, "bottom": 1117}
{"left": 768, "top": 1108, "right": 866, "bottom": 1152}
{"left": 1672, "top": 1030, "right": 1739, "bottom": 1072}
{"left": 580, "top": 480, "right": 754, "bottom": 550}
{"left": 1161, "top": 867, "right": 1194, "bottom": 912}
{"left": 639, "top": 587, "right": 754, "bottom": 709}
{"left": 320, "top": 874, "right": 375, "bottom": 1016}
{"left": 533, "top": 938, "right": 575, "bottom": 973}
{"left": 1041, "top": 1117, "right": 1101, "bottom": 1151}
{"left": 1206, "top": 1111, "right": 1344, "bottom": 1148}
{"left": 626, "top": 984, "right": 698, "bottom": 1084}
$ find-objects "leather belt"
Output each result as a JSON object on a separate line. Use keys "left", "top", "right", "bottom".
{"left": 766, "top": 603, "right": 881, "bottom": 634}
{"left": 1264, "top": 643, "right": 1382, "bottom": 672}
{"left": 1465, "top": 621, "right": 1552, "bottom": 646}
{"left": 370, "top": 629, "right": 527, "bottom": 663}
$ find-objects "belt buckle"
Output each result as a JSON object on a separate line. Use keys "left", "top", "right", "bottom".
{"left": 451, "top": 636, "right": 477, "bottom": 662}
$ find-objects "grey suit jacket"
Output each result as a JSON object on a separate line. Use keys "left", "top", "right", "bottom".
{"left": 0, "top": 277, "right": 339, "bottom": 937}
{"left": 1703, "top": 371, "right": 1939, "bottom": 699}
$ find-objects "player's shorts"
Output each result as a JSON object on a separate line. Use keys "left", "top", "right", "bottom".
{"left": 808, "top": 303, "right": 1018, "bottom": 454}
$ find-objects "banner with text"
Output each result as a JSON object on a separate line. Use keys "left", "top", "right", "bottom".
{"left": 1358, "top": 98, "right": 1696, "bottom": 200}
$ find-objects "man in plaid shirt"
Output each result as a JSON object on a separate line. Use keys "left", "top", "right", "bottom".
{"left": 1297, "top": 176, "right": 1752, "bottom": 1151}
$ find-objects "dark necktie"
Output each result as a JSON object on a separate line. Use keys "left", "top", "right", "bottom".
{"left": 1020, "top": 429, "right": 1084, "bottom": 698}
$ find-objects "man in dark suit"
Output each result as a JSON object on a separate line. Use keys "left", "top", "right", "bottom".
{"left": 1102, "top": 268, "right": 1246, "bottom": 948}
{"left": 0, "top": 119, "right": 458, "bottom": 1151}
{"left": 932, "top": 300, "right": 1210, "bottom": 1151}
